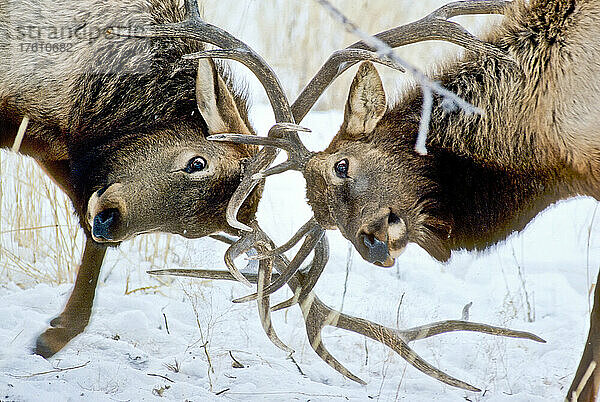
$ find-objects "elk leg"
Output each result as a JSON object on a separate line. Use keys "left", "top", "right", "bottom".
{"left": 31, "top": 159, "right": 109, "bottom": 357}
{"left": 34, "top": 237, "right": 106, "bottom": 358}
{"left": 568, "top": 276, "right": 600, "bottom": 402}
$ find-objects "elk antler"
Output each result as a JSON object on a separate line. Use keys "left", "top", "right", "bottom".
{"left": 208, "top": 0, "right": 513, "bottom": 284}
{"left": 150, "top": 222, "right": 545, "bottom": 392}
{"left": 213, "top": 0, "right": 512, "bottom": 171}
{"left": 294, "top": 0, "right": 512, "bottom": 123}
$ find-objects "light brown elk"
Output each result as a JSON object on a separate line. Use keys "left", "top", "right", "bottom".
{"left": 212, "top": 0, "right": 600, "bottom": 399}
{"left": 0, "top": 0, "right": 299, "bottom": 358}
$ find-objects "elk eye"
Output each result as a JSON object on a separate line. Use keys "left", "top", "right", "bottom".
{"left": 334, "top": 158, "right": 349, "bottom": 178}
{"left": 184, "top": 156, "right": 207, "bottom": 173}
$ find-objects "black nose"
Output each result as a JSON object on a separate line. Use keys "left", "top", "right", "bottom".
{"left": 361, "top": 234, "right": 390, "bottom": 264}
{"left": 92, "top": 209, "right": 119, "bottom": 240}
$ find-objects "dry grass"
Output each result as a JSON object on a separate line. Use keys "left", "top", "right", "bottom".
{"left": 0, "top": 152, "right": 83, "bottom": 286}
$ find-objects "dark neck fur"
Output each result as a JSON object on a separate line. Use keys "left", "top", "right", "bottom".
{"left": 432, "top": 148, "right": 574, "bottom": 252}
{"left": 382, "top": 87, "right": 581, "bottom": 254}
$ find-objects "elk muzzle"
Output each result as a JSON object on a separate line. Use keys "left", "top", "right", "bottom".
{"left": 87, "top": 183, "right": 128, "bottom": 243}
{"left": 92, "top": 208, "right": 120, "bottom": 241}
{"left": 355, "top": 208, "right": 408, "bottom": 267}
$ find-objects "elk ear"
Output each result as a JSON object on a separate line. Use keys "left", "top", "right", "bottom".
{"left": 196, "top": 59, "right": 250, "bottom": 135}
{"left": 342, "top": 61, "right": 386, "bottom": 138}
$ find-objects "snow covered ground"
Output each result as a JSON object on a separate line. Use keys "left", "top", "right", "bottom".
{"left": 1, "top": 105, "right": 599, "bottom": 401}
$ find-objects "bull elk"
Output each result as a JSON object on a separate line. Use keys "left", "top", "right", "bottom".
{"left": 212, "top": 0, "right": 600, "bottom": 399}
{"left": 0, "top": 0, "right": 292, "bottom": 357}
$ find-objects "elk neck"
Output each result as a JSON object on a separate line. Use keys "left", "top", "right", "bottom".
{"left": 433, "top": 145, "right": 582, "bottom": 253}
{"left": 380, "top": 78, "right": 590, "bottom": 254}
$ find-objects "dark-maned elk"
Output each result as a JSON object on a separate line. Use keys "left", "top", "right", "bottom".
{"left": 212, "top": 0, "right": 600, "bottom": 399}
{"left": 0, "top": 0, "right": 284, "bottom": 358}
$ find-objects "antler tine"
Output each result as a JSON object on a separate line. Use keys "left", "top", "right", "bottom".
{"left": 350, "top": 0, "right": 511, "bottom": 56}
{"left": 252, "top": 161, "right": 295, "bottom": 180}
{"left": 397, "top": 320, "right": 546, "bottom": 343}
{"left": 271, "top": 234, "right": 329, "bottom": 312}
{"left": 208, "top": 125, "right": 310, "bottom": 157}
{"left": 256, "top": 252, "right": 294, "bottom": 353}
{"left": 150, "top": 230, "right": 278, "bottom": 283}
{"left": 183, "top": 0, "right": 201, "bottom": 19}
{"left": 147, "top": 268, "right": 275, "bottom": 283}
{"left": 208, "top": 133, "right": 292, "bottom": 149}
{"left": 292, "top": 0, "right": 511, "bottom": 123}
{"left": 232, "top": 225, "right": 325, "bottom": 304}
{"left": 248, "top": 218, "right": 319, "bottom": 261}
{"left": 223, "top": 231, "right": 257, "bottom": 287}
{"left": 209, "top": 122, "right": 315, "bottom": 181}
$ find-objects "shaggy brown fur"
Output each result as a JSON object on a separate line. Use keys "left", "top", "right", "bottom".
{"left": 303, "top": 0, "right": 600, "bottom": 399}
{"left": 0, "top": 0, "right": 261, "bottom": 358}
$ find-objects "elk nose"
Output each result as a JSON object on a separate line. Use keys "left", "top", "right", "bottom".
{"left": 357, "top": 208, "right": 395, "bottom": 265}
{"left": 92, "top": 209, "right": 120, "bottom": 241}
{"left": 360, "top": 233, "right": 390, "bottom": 265}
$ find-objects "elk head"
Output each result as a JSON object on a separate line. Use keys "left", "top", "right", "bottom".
{"left": 77, "top": 59, "right": 260, "bottom": 243}
{"left": 214, "top": 62, "right": 451, "bottom": 267}
{"left": 304, "top": 62, "right": 451, "bottom": 266}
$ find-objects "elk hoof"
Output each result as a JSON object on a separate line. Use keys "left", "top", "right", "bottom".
{"left": 34, "top": 326, "right": 81, "bottom": 358}
{"left": 34, "top": 336, "right": 56, "bottom": 359}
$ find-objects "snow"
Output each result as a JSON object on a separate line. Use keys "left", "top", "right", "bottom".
{"left": 1, "top": 105, "right": 599, "bottom": 401}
